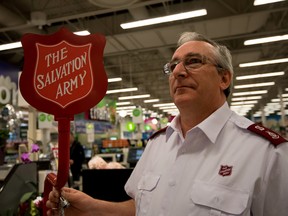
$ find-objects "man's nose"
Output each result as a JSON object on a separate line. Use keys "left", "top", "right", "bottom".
{"left": 172, "top": 62, "right": 188, "bottom": 78}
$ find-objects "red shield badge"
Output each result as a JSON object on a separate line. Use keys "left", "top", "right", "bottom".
{"left": 218, "top": 165, "right": 233, "bottom": 177}
{"left": 20, "top": 28, "right": 107, "bottom": 117}
{"left": 34, "top": 42, "right": 93, "bottom": 108}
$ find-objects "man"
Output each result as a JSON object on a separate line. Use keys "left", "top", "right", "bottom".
{"left": 69, "top": 133, "right": 85, "bottom": 182}
{"left": 47, "top": 32, "right": 288, "bottom": 216}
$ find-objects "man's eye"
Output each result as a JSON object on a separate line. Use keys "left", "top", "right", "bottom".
{"left": 185, "top": 57, "right": 202, "bottom": 65}
{"left": 170, "top": 62, "right": 177, "bottom": 71}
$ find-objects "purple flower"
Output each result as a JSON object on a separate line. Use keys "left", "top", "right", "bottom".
{"left": 21, "top": 152, "right": 31, "bottom": 163}
{"left": 31, "top": 144, "right": 40, "bottom": 153}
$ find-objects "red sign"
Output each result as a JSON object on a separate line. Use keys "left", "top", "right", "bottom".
{"left": 20, "top": 28, "right": 107, "bottom": 117}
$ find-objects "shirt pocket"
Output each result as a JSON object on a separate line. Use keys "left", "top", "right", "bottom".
{"left": 190, "top": 181, "right": 249, "bottom": 215}
{"left": 136, "top": 173, "right": 161, "bottom": 215}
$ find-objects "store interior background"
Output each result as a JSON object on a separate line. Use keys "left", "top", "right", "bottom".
{"left": 0, "top": 0, "right": 288, "bottom": 214}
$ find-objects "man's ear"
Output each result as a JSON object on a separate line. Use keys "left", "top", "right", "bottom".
{"left": 220, "top": 70, "right": 232, "bottom": 91}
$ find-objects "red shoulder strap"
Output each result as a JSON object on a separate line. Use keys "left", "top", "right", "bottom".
{"left": 148, "top": 127, "right": 167, "bottom": 140}
{"left": 247, "top": 124, "right": 287, "bottom": 147}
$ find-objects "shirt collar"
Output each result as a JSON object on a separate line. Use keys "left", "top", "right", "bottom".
{"left": 197, "top": 102, "right": 232, "bottom": 143}
{"left": 167, "top": 102, "right": 232, "bottom": 143}
{"left": 166, "top": 115, "right": 181, "bottom": 140}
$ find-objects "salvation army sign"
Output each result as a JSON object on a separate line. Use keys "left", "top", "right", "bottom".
{"left": 19, "top": 28, "right": 108, "bottom": 215}
{"left": 20, "top": 27, "right": 107, "bottom": 117}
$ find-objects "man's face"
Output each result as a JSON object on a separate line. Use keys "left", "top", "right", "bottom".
{"left": 168, "top": 41, "right": 230, "bottom": 111}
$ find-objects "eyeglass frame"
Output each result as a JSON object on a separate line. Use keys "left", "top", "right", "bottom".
{"left": 163, "top": 53, "right": 223, "bottom": 75}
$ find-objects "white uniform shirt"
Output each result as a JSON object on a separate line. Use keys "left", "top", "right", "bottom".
{"left": 125, "top": 102, "right": 288, "bottom": 216}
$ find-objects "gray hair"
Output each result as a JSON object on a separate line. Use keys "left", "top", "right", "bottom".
{"left": 177, "top": 32, "right": 233, "bottom": 97}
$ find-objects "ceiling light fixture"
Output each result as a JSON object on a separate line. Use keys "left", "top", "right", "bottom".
{"left": 74, "top": 30, "right": 90, "bottom": 35}
{"left": 120, "top": 9, "right": 207, "bottom": 29}
{"left": 231, "top": 96, "right": 262, "bottom": 101}
{"left": 244, "top": 34, "right": 288, "bottom": 45}
{"left": 271, "top": 98, "right": 288, "bottom": 102}
{"left": 0, "top": 30, "right": 90, "bottom": 51}
{"left": 116, "top": 101, "right": 131, "bottom": 106}
{"left": 159, "top": 106, "right": 177, "bottom": 110}
{"left": 153, "top": 103, "right": 175, "bottom": 107}
{"left": 234, "top": 82, "right": 275, "bottom": 89}
{"left": 231, "top": 101, "right": 258, "bottom": 105}
{"left": 106, "top": 87, "right": 138, "bottom": 94}
{"left": 239, "top": 58, "right": 288, "bottom": 67}
{"left": 144, "top": 99, "right": 160, "bottom": 103}
{"left": 0, "top": 42, "right": 22, "bottom": 51}
{"left": 230, "top": 104, "right": 255, "bottom": 108}
{"left": 253, "top": 0, "right": 285, "bottom": 6}
{"left": 116, "top": 106, "right": 137, "bottom": 110}
{"left": 280, "top": 94, "right": 288, "bottom": 97}
{"left": 118, "top": 94, "right": 150, "bottom": 100}
{"left": 232, "top": 90, "right": 268, "bottom": 96}
{"left": 236, "top": 71, "right": 284, "bottom": 80}
{"left": 108, "top": 77, "right": 122, "bottom": 82}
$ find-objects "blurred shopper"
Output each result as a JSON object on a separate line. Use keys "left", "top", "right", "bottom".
{"left": 69, "top": 133, "right": 85, "bottom": 182}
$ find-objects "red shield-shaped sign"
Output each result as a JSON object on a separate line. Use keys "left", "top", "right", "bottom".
{"left": 20, "top": 28, "right": 107, "bottom": 117}
{"left": 218, "top": 165, "right": 233, "bottom": 177}
{"left": 35, "top": 42, "right": 93, "bottom": 108}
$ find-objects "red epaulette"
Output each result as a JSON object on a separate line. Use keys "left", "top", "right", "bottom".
{"left": 148, "top": 127, "right": 168, "bottom": 140}
{"left": 247, "top": 123, "right": 287, "bottom": 147}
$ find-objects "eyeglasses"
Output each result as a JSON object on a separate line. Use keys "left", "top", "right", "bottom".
{"left": 163, "top": 54, "right": 220, "bottom": 75}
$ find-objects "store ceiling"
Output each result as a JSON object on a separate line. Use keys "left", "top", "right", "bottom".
{"left": 0, "top": 0, "right": 288, "bottom": 117}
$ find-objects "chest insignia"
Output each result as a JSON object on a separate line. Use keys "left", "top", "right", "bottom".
{"left": 218, "top": 165, "right": 233, "bottom": 177}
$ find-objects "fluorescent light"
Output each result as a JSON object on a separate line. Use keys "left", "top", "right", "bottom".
{"left": 74, "top": 30, "right": 90, "bottom": 35}
{"left": 231, "top": 101, "right": 258, "bottom": 105}
{"left": 159, "top": 106, "right": 177, "bottom": 109}
{"left": 271, "top": 98, "right": 288, "bottom": 102}
{"left": 144, "top": 99, "right": 160, "bottom": 103}
{"left": 106, "top": 87, "right": 138, "bottom": 94}
{"left": 116, "top": 101, "right": 131, "bottom": 106}
{"left": 153, "top": 103, "right": 175, "bottom": 107}
{"left": 286, "top": 88, "right": 288, "bottom": 91}
{"left": 236, "top": 71, "right": 284, "bottom": 80}
{"left": 0, "top": 30, "right": 90, "bottom": 51}
{"left": 231, "top": 96, "right": 262, "bottom": 101}
{"left": 116, "top": 106, "right": 136, "bottom": 110}
{"left": 230, "top": 104, "right": 255, "bottom": 108}
{"left": 232, "top": 90, "right": 268, "bottom": 96}
{"left": 239, "top": 58, "right": 288, "bottom": 67}
{"left": 234, "top": 82, "right": 275, "bottom": 89}
{"left": 231, "top": 105, "right": 254, "bottom": 116}
{"left": 281, "top": 94, "right": 288, "bottom": 97}
{"left": 108, "top": 77, "right": 122, "bottom": 82}
{"left": 254, "top": 0, "right": 285, "bottom": 6}
{"left": 120, "top": 9, "right": 207, "bottom": 29}
{"left": 118, "top": 94, "right": 150, "bottom": 100}
{"left": 244, "top": 34, "right": 288, "bottom": 45}
{"left": 0, "top": 42, "right": 22, "bottom": 51}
